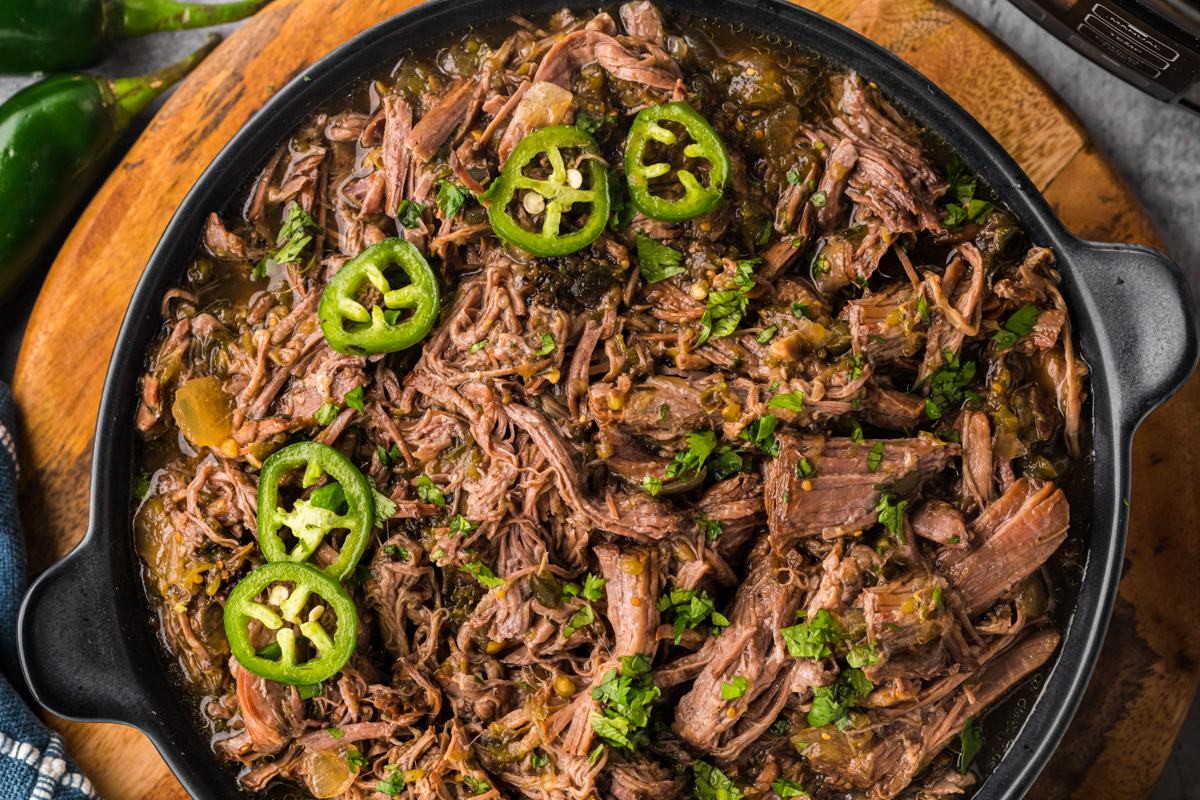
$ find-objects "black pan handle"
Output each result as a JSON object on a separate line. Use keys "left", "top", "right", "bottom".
{"left": 18, "top": 536, "right": 150, "bottom": 724}
{"left": 1065, "top": 239, "right": 1199, "bottom": 429}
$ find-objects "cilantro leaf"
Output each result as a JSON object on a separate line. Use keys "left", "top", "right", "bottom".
{"left": 757, "top": 326, "right": 777, "bottom": 344}
{"left": 697, "top": 259, "right": 757, "bottom": 346}
{"left": 925, "top": 349, "right": 977, "bottom": 417}
{"left": 721, "top": 676, "right": 748, "bottom": 700}
{"left": 470, "top": 339, "right": 487, "bottom": 354}
{"left": 807, "top": 668, "right": 873, "bottom": 728}
{"left": 636, "top": 233, "right": 685, "bottom": 284}
{"left": 313, "top": 403, "right": 339, "bottom": 426}
{"left": 771, "top": 780, "right": 808, "bottom": 798}
{"left": 866, "top": 442, "right": 884, "bottom": 472}
{"left": 643, "top": 476, "right": 663, "bottom": 496}
{"left": 450, "top": 515, "right": 478, "bottom": 535}
{"left": 436, "top": 180, "right": 467, "bottom": 218}
{"left": 665, "top": 430, "right": 718, "bottom": 480}
{"left": 768, "top": 391, "right": 804, "bottom": 412}
{"left": 460, "top": 560, "right": 506, "bottom": 589}
{"left": 693, "top": 761, "right": 744, "bottom": 800}
{"left": 846, "top": 640, "right": 878, "bottom": 668}
{"left": 656, "top": 587, "right": 723, "bottom": 643}
{"left": 576, "top": 112, "right": 614, "bottom": 136}
{"left": 371, "top": 487, "right": 397, "bottom": 527}
{"left": 707, "top": 446, "right": 745, "bottom": 481}
{"left": 876, "top": 494, "right": 908, "bottom": 542}
{"left": 697, "top": 512, "right": 723, "bottom": 541}
{"left": 795, "top": 457, "right": 815, "bottom": 479}
{"left": 738, "top": 414, "right": 780, "bottom": 458}
{"left": 416, "top": 475, "right": 446, "bottom": 508}
{"left": 343, "top": 385, "right": 365, "bottom": 414}
{"left": 589, "top": 655, "right": 660, "bottom": 750}
{"left": 582, "top": 573, "right": 608, "bottom": 602}
{"left": 810, "top": 191, "right": 827, "bottom": 208}
{"left": 993, "top": 302, "right": 1039, "bottom": 350}
{"left": 396, "top": 199, "right": 425, "bottom": 229}
{"left": 946, "top": 156, "right": 976, "bottom": 205}
{"left": 781, "top": 609, "right": 843, "bottom": 659}
{"left": 563, "top": 604, "right": 596, "bottom": 638}
{"left": 959, "top": 717, "right": 984, "bottom": 774}
{"left": 535, "top": 333, "right": 556, "bottom": 356}
{"left": 132, "top": 470, "right": 152, "bottom": 501}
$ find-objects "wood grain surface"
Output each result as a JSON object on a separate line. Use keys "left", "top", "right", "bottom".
{"left": 12, "top": 0, "right": 1199, "bottom": 798}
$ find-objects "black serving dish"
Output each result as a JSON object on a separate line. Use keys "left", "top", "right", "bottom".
{"left": 17, "top": 1, "right": 1199, "bottom": 798}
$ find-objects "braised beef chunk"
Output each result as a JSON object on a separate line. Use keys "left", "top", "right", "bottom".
{"left": 765, "top": 433, "right": 959, "bottom": 548}
{"left": 938, "top": 478, "right": 1070, "bottom": 615}
{"left": 135, "top": 6, "right": 1086, "bottom": 800}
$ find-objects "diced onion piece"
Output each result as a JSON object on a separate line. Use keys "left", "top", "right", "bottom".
{"left": 300, "top": 748, "right": 356, "bottom": 799}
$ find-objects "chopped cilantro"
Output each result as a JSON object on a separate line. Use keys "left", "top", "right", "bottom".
{"left": 917, "top": 295, "right": 929, "bottom": 323}
{"left": 993, "top": 302, "right": 1039, "bottom": 350}
{"left": 450, "top": 515, "right": 478, "bottom": 535}
{"left": 786, "top": 170, "right": 804, "bottom": 186}
{"left": 846, "top": 640, "right": 878, "bottom": 668}
{"left": 343, "top": 385, "right": 364, "bottom": 413}
{"left": 781, "top": 609, "right": 843, "bottom": 659}
{"left": 757, "top": 325, "right": 777, "bottom": 344}
{"left": 636, "top": 233, "right": 685, "bottom": 284}
{"left": 924, "top": 349, "right": 977, "bottom": 418}
{"left": 657, "top": 587, "right": 723, "bottom": 643}
{"left": 697, "top": 512, "right": 723, "bottom": 541}
{"left": 327, "top": 727, "right": 345, "bottom": 740}
{"left": 768, "top": 391, "right": 804, "bottom": 412}
{"left": 396, "top": 199, "right": 425, "bottom": 229}
{"left": 769, "top": 718, "right": 790, "bottom": 736}
{"left": 589, "top": 654, "right": 660, "bottom": 750}
{"left": 757, "top": 221, "right": 772, "bottom": 246}
{"left": 771, "top": 780, "right": 808, "bottom": 798}
{"left": 313, "top": 403, "right": 339, "bottom": 426}
{"left": 273, "top": 202, "right": 319, "bottom": 264}
{"left": 582, "top": 573, "right": 608, "bottom": 603}
{"left": 416, "top": 475, "right": 446, "bottom": 508}
{"left": 795, "top": 457, "right": 815, "bottom": 479}
{"left": 693, "top": 761, "right": 744, "bottom": 800}
{"left": 643, "top": 476, "right": 663, "bottom": 496}
{"left": 959, "top": 717, "right": 984, "bottom": 773}
{"left": 460, "top": 561, "right": 506, "bottom": 589}
{"left": 721, "top": 676, "right": 748, "bottom": 700}
{"left": 807, "top": 668, "right": 873, "bottom": 728}
{"left": 866, "top": 442, "right": 884, "bottom": 472}
{"left": 876, "top": 494, "right": 908, "bottom": 543}
{"left": 849, "top": 418, "right": 865, "bottom": 443}
{"left": 133, "top": 470, "right": 152, "bottom": 501}
{"left": 470, "top": 339, "right": 488, "bottom": 354}
{"left": 948, "top": 534, "right": 961, "bottom": 544}
{"left": 529, "top": 752, "right": 548, "bottom": 768}
{"left": 576, "top": 112, "right": 614, "bottom": 136}
{"left": 464, "top": 777, "right": 491, "bottom": 795}
{"left": 563, "top": 603, "right": 596, "bottom": 638}
{"left": 659, "top": 403, "right": 670, "bottom": 421}
{"left": 535, "top": 333, "right": 556, "bottom": 356}
{"left": 436, "top": 180, "right": 467, "bottom": 218}
{"left": 810, "top": 191, "right": 827, "bottom": 208}
{"left": 707, "top": 446, "right": 745, "bottom": 481}
{"left": 738, "top": 414, "right": 780, "bottom": 457}
{"left": 665, "top": 431, "right": 718, "bottom": 480}
{"left": 698, "top": 259, "right": 757, "bottom": 346}
{"left": 791, "top": 302, "right": 812, "bottom": 319}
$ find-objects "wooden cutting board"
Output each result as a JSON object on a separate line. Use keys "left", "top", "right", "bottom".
{"left": 12, "top": 0, "right": 1199, "bottom": 798}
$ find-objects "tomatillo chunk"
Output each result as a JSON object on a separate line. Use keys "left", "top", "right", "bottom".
{"left": 224, "top": 561, "right": 358, "bottom": 685}
{"left": 624, "top": 102, "right": 730, "bottom": 223}
{"left": 258, "top": 441, "right": 374, "bottom": 581}
{"left": 318, "top": 238, "right": 439, "bottom": 356}
{"left": 485, "top": 126, "right": 610, "bottom": 256}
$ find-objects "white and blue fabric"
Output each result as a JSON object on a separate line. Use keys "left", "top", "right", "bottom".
{"left": 0, "top": 382, "right": 98, "bottom": 799}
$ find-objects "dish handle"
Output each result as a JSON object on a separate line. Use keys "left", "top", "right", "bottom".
{"left": 1065, "top": 240, "right": 1199, "bottom": 429}
{"left": 17, "top": 537, "right": 150, "bottom": 724}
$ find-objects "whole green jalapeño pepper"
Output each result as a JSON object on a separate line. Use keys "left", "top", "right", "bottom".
{"left": 319, "top": 237, "right": 440, "bottom": 356}
{"left": 0, "top": 0, "right": 269, "bottom": 74}
{"left": 485, "top": 126, "right": 610, "bottom": 257}
{"left": 0, "top": 36, "right": 218, "bottom": 301}
{"left": 224, "top": 561, "right": 358, "bottom": 685}
{"left": 625, "top": 102, "right": 731, "bottom": 223}
{"left": 258, "top": 442, "right": 374, "bottom": 581}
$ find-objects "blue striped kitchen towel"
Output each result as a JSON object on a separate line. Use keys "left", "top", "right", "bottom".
{"left": 0, "top": 382, "right": 98, "bottom": 799}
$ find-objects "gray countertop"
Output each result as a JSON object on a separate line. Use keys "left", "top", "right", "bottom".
{"left": 0, "top": 0, "right": 1195, "bottom": 795}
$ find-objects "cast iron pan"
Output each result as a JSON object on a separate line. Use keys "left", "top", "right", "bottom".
{"left": 17, "top": 1, "right": 1199, "bottom": 798}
